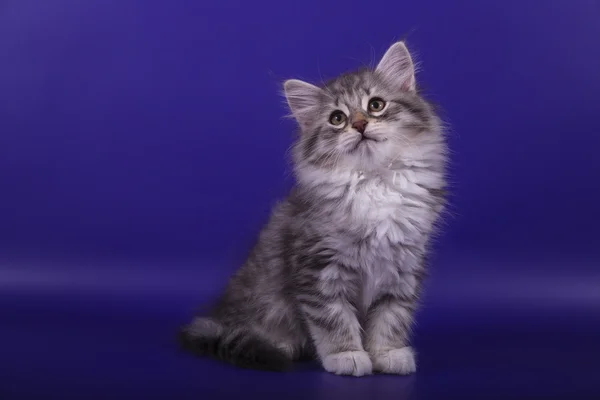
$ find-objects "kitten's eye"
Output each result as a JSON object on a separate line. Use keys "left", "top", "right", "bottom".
{"left": 329, "top": 111, "right": 347, "bottom": 126}
{"left": 368, "top": 98, "right": 386, "bottom": 113}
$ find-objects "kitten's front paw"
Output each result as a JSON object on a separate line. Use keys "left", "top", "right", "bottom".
{"left": 371, "top": 347, "right": 416, "bottom": 375}
{"left": 322, "top": 351, "right": 373, "bottom": 377}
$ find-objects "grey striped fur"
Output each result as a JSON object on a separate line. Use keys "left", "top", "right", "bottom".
{"left": 180, "top": 42, "right": 447, "bottom": 376}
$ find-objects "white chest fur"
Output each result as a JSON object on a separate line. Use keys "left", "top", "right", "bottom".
{"left": 345, "top": 168, "right": 438, "bottom": 246}
{"left": 341, "top": 168, "right": 440, "bottom": 309}
{"left": 300, "top": 163, "right": 443, "bottom": 308}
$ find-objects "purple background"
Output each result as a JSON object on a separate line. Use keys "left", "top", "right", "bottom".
{"left": 1, "top": 0, "right": 599, "bottom": 399}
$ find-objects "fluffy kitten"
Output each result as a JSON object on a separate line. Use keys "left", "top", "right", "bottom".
{"left": 179, "top": 42, "right": 447, "bottom": 376}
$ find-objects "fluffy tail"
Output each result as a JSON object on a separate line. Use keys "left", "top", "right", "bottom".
{"left": 178, "top": 317, "right": 292, "bottom": 371}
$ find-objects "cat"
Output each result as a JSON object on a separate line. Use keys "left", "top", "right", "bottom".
{"left": 179, "top": 41, "right": 447, "bottom": 376}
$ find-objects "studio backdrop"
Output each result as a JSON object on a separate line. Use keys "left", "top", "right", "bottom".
{"left": 1, "top": 0, "right": 599, "bottom": 398}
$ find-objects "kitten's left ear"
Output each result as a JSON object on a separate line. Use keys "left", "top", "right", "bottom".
{"left": 283, "top": 79, "right": 323, "bottom": 127}
{"left": 376, "top": 41, "right": 416, "bottom": 92}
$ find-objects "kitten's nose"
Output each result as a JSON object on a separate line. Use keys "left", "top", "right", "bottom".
{"left": 352, "top": 119, "right": 368, "bottom": 134}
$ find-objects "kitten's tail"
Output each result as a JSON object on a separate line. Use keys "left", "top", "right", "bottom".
{"left": 178, "top": 317, "right": 292, "bottom": 371}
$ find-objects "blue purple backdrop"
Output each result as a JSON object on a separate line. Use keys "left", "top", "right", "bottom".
{"left": 1, "top": 1, "right": 599, "bottom": 399}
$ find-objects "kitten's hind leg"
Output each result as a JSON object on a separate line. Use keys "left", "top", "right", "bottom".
{"left": 178, "top": 317, "right": 223, "bottom": 356}
{"left": 184, "top": 317, "right": 223, "bottom": 339}
{"left": 178, "top": 317, "right": 292, "bottom": 371}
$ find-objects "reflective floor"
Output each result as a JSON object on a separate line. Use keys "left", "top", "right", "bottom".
{"left": 1, "top": 256, "right": 599, "bottom": 399}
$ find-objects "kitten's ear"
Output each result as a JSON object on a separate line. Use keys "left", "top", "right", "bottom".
{"left": 376, "top": 41, "right": 416, "bottom": 92}
{"left": 283, "top": 79, "right": 323, "bottom": 127}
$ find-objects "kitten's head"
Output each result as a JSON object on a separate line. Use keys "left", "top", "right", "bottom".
{"left": 284, "top": 42, "right": 441, "bottom": 175}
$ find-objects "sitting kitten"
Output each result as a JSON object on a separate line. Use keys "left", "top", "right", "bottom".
{"left": 179, "top": 41, "right": 447, "bottom": 376}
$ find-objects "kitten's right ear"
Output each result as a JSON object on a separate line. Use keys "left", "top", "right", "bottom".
{"left": 283, "top": 79, "right": 323, "bottom": 127}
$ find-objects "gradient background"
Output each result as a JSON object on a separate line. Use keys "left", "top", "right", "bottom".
{"left": 1, "top": 0, "right": 599, "bottom": 399}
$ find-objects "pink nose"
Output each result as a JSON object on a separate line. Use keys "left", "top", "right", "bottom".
{"left": 352, "top": 119, "right": 368, "bottom": 134}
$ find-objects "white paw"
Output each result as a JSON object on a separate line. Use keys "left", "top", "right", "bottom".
{"left": 322, "top": 351, "right": 373, "bottom": 377}
{"left": 371, "top": 347, "right": 416, "bottom": 375}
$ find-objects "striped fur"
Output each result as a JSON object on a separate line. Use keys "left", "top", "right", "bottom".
{"left": 180, "top": 42, "right": 447, "bottom": 376}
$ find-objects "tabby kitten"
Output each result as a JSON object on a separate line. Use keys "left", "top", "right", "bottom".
{"left": 179, "top": 41, "right": 447, "bottom": 376}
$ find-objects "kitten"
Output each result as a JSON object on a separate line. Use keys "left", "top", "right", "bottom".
{"left": 179, "top": 41, "right": 447, "bottom": 376}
